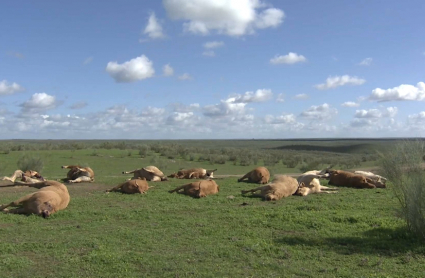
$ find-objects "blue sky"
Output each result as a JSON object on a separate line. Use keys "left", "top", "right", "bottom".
{"left": 1, "top": 0, "right": 424, "bottom": 139}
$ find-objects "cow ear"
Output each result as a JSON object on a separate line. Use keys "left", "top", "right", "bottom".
{"left": 299, "top": 182, "right": 305, "bottom": 188}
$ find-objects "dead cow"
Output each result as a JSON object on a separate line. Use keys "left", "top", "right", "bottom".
{"left": 2, "top": 170, "right": 45, "bottom": 184}
{"left": 106, "top": 178, "right": 151, "bottom": 194}
{"left": 295, "top": 173, "right": 338, "bottom": 196}
{"left": 354, "top": 170, "right": 387, "bottom": 186}
{"left": 241, "top": 175, "right": 299, "bottom": 201}
{"left": 238, "top": 167, "right": 270, "bottom": 184}
{"left": 61, "top": 165, "right": 94, "bottom": 183}
{"left": 168, "top": 179, "right": 220, "bottom": 198}
{"left": 122, "top": 165, "right": 168, "bottom": 181}
{"left": 168, "top": 168, "right": 217, "bottom": 179}
{"left": 0, "top": 180, "right": 70, "bottom": 218}
{"left": 327, "top": 170, "right": 385, "bottom": 189}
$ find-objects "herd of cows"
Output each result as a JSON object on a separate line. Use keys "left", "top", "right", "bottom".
{"left": 0, "top": 164, "right": 387, "bottom": 218}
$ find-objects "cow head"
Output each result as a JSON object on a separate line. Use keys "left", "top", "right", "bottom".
{"left": 40, "top": 201, "right": 54, "bottom": 218}
{"left": 206, "top": 169, "right": 217, "bottom": 178}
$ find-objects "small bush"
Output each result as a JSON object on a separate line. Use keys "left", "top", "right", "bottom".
{"left": 380, "top": 140, "right": 425, "bottom": 240}
{"left": 17, "top": 154, "right": 44, "bottom": 173}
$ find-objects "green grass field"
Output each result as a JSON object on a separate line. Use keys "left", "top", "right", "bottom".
{"left": 0, "top": 141, "right": 424, "bottom": 277}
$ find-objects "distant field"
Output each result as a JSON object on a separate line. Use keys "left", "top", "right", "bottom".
{"left": 0, "top": 139, "right": 424, "bottom": 277}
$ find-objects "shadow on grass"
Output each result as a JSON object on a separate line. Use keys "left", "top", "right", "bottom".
{"left": 274, "top": 227, "right": 425, "bottom": 256}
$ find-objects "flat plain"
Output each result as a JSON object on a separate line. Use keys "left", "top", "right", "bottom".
{"left": 0, "top": 139, "right": 424, "bottom": 277}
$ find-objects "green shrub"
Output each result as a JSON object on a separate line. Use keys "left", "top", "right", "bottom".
{"left": 17, "top": 154, "right": 44, "bottom": 173}
{"left": 380, "top": 140, "right": 425, "bottom": 240}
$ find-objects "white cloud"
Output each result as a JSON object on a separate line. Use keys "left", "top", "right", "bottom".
{"left": 204, "top": 99, "right": 247, "bottom": 117}
{"left": 20, "top": 93, "right": 58, "bottom": 112}
{"left": 144, "top": 12, "right": 165, "bottom": 39}
{"left": 358, "top": 57, "right": 372, "bottom": 66}
{"left": 106, "top": 55, "right": 155, "bottom": 83}
{"left": 170, "top": 103, "right": 200, "bottom": 112}
{"left": 141, "top": 106, "right": 166, "bottom": 117}
{"left": 204, "top": 41, "right": 224, "bottom": 49}
{"left": 178, "top": 73, "right": 192, "bottom": 80}
{"left": 270, "top": 52, "right": 307, "bottom": 65}
{"left": 232, "top": 89, "right": 273, "bottom": 103}
{"left": 0, "top": 80, "right": 25, "bottom": 95}
{"left": 354, "top": 107, "right": 398, "bottom": 118}
{"left": 166, "top": 112, "right": 199, "bottom": 125}
{"left": 264, "top": 114, "right": 296, "bottom": 124}
{"left": 408, "top": 111, "right": 425, "bottom": 123}
{"left": 341, "top": 101, "right": 359, "bottom": 107}
{"left": 163, "top": 64, "right": 174, "bottom": 76}
{"left": 299, "top": 103, "right": 338, "bottom": 120}
{"left": 276, "top": 93, "right": 284, "bottom": 102}
{"left": 70, "top": 101, "right": 88, "bottom": 109}
{"left": 369, "top": 82, "right": 425, "bottom": 102}
{"left": 315, "top": 75, "right": 366, "bottom": 90}
{"left": 83, "top": 56, "right": 93, "bottom": 65}
{"left": 163, "top": 0, "right": 284, "bottom": 36}
{"left": 293, "top": 94, "right": 308, "bottom": 100}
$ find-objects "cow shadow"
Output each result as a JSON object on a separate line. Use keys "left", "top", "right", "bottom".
{"left": 274, "top": 227, "right": 425, "bottom": 256}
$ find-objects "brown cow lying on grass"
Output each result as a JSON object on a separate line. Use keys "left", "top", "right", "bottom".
{"left": 106, "top": 178, "right": 151, "bottom": 194}
{"left": 326, "top": 169, "right": 386, "bottom": 189}
{"left": 295, "top": 173, "right": 338, "bottom": 196}
{"left": 122, "top": 165, "right": 168, "bottom": 181}
{"left": 241, "top": 175, "right": 299, "bottom": 201}
{"left": 238, "top": 167, "right": 270, "bottom": 184}
{"left": 2, "top": 170, "right": 45, "bottom": 184}
{"left": 168, "top": 179, "right": 220, "bottom": 198}
{"left": 0, "top": 180, "right": 70, "bottom": 218}
{"left": 168, "top": 168, "right": 217, "bottom": 179}
{"left": 61, "top": 165, "right": 94, "bottom": 183}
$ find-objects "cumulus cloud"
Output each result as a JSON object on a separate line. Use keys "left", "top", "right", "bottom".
{"left": 293, "top": 94, "right": 308, "bottom": 100}
{"left": 170, "top": 103, "right": 200, "bottom": 112}
{"left": 204, "top": 41, "right": 224, "bottom": 49}
{"left": 70, "top": 101, "right": 88, "bottom": 109}
{"left": 178, "top": 73, "right": 192, "bottom": 80}
{"left": 270, "top": 52, "right": 307, "bottom": 65}
{"left": 276, "top": 93, "right": 284, "bottom": 102}
{"left": 369, "top": 82, "right": 425, "bottom": 102}
{"left": 341, "top": 101, "right": 359, "bottom": 107}
{"left": 166, "top": 112, "right": 199, "bottom": 125}
{"left": 264, "top": 113, "right": 296, "bottom": 124}
{"left": 231, "top": 89, "right": 273, "bottom": 103}
{"left": 358, "top": 57, "right": 372, "bottom": 66}
{"left": 163, "top": 0, "right": 284, "bottom": 36}
{"left": 299, "top": 103, "right": 338, "bottom": 120}
{"left": 20, "top": 93, "right": 59, "bottom": 112}
{"left": 204, "top": 98, "right": 247, "bottom": 117}
{"left": 0, "top": 80, "right": 25, "bottom": 95}
{"left": 143, "top": 12, "right": 165, "bottom": 39}
{"left": 141, "top": 106, "right": 166, "bottom": 117}
{"left": 355, "top": 107, "right": 398, "bottom": 119}
{"left": 106, "top": 55, "right": 155, "bottom": 83}
{"left": 163, "top": 64, "right": 174, "bottom": 76}
{"left": 408, "top": 111, "right": 425, "bottom": 123}
{"left": 315, "top": 75, "right": 366, "bottom": 90}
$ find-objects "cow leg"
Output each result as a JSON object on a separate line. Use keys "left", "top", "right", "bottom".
{"left": 241, "top": 186, "right": 264, "bottom": 195}
{"left": 2, "top": 207, "right": 28, "bottom": 215}
{"left": 122, "top": 169, "right": 137, "bottom": 174}
{"left": 188, "top": 172, "right": 196, "bottom": 179}
{"left": 237, "top": 173, "right": 248, "bottom": 182}
{"left": 320, "top": 185, "right": 339, "bottom": 191}
{"left": 0, "top": 194, "right": 34, "bottom": 211}
{"left": 168, "top": 185, "right": 186, "bottom": 193}
{"left": 106, "top": 183, "right": 124, "bottom": 193}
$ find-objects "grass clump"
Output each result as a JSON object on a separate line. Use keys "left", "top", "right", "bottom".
{"left": 16, "top": 154, "right": 44, "bottom": 173}
{"left": 380, "top": 140, "right": 425, "bottom": 239}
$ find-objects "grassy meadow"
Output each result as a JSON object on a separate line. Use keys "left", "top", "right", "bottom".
{"left": 0, "top": 139, "right": 424, "bottom": 277}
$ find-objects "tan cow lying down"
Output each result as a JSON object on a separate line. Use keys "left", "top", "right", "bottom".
{"left": 106, "top": 178, "right": 151, "bottom": 194}
{"left": 122, "top": 165, "right": 168, "bottom": 181}
{"left": 354, "top": 170, "right": 387, "bottom": 185}
{"left": 238, "top": 167, "right": 270, "bottom": 184}
{"left": 61, "top": 165, "right": 94, "bottom": 183}
{"left": 168, "top": 180, "right": 220, "bottom": 198}
{"left": 327, "top": 170, "right": 386, "bottom": 189}
{"left": 0, "top": 180, "right": 70, "bottom": 218}
{"left": 241, "top": 175, "right": 299, "bottom": 201}
{"left": 2, "top": 170, "right": 45, "bottom": 184}
{"left": 168, "top": 168, "right": 217, "bottom": 179}
{"left": 295, "top": 173, "right": 338, "bottom": 196}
